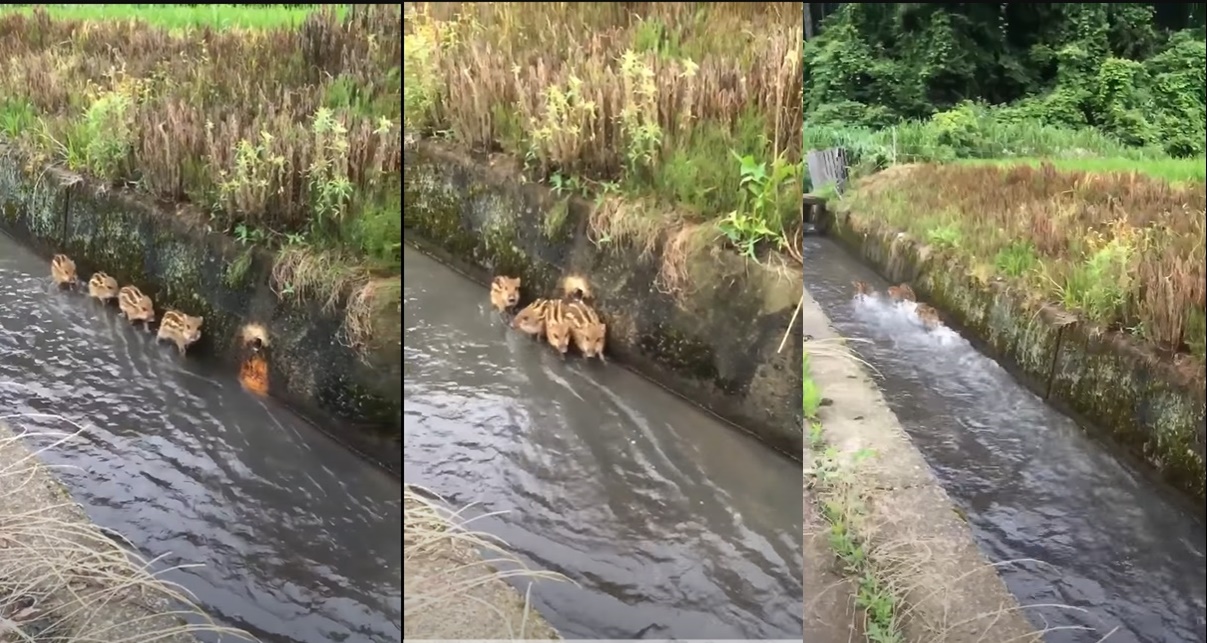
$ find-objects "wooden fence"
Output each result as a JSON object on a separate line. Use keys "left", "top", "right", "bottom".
{"left": 802, "top": 147, "right": 848, "bottom": 236}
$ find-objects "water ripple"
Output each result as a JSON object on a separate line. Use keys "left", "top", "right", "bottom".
{"left": 0, "top": 234, "right": 401, "bottom": 643}
{"left": 805, "top": 237, "right": 1206, "bottom": 643}
{"left": 403, "top": 247, "right": 803, "bottom": 640}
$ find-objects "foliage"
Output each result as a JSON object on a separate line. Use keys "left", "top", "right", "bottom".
{"left": 803, "top": 4, "right": 1206, "bottom": 161}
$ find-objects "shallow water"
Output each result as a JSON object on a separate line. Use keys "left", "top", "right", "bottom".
{"left": 403, "top": 246, "right": 804, "bottom": 639}
{"left": 0, "top": 231, "right": 402, "bottom": 643}
{"left": 805, "top": 237, "right": 1207, "bottom": 643}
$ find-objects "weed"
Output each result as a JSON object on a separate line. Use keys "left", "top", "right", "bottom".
{"left": 308, "top": 107, "right": 356, "bottom": 236}
{"left": 543, "top": 198, "right": 570, "bottom": 240}
{"left": 802, "top": 353, "right": 822, "bottom": 419}
{"left": 925, "top": 224, "right": 961, "bottom": 250}
{"left": 224, "top": 249, "right": 255, "bottom": 288}
{"left": 0, "top": 97, "right": 37, "bottom": 140}
{"left": 994, "top": 242, "right": 1039, "bottom": 278}
{"left": 72, "top": 86, "right": 139, "bottom": 181}
{"left": 806, "top": 417, "right": 903, "bottom": 641}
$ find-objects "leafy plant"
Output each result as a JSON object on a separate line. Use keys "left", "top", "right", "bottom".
{"left": 716, "top": 149, "right": 798, "bottom": 259}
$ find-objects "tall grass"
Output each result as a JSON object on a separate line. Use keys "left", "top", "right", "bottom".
{"left": 405, "top": 1, "right": 804, "bottom": 278}
{"left": 0, "top": 5, "right": 402, "bottom": 315}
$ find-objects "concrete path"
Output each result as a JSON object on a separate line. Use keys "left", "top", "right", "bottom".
{"left": 805, "top": 498, "right": 862, "bottom": 642}
{"left": 800, "top": 287, "right": 1039, "bottom": 643}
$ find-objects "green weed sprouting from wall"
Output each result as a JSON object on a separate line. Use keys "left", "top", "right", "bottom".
{"left": 717, "top": 150, "right": 799, "bottom": 259}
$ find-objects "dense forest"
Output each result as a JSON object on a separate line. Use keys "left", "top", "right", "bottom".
{"left": 802, "top": 3, "right": 1207, "bottom": 158}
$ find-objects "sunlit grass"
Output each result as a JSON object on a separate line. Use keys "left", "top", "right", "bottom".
{"left": 957, "top": 156, "right": 1207, "bottom": 185}
{"left": 0, "top": 4, "right": 345, "bottom": 29}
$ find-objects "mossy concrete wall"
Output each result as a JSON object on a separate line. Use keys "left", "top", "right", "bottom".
{"left": 822, "top": 207, "right": 1207, "bottom": 503}
{"left": 0, "top": 148, "right": 402, "bottom": 476}
{"left": 403, "top": 142, "right": 803, "bottom": 458}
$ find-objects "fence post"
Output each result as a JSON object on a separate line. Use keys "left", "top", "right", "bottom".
{"left": 803, "top": 147, "right": 849, "bottom": 236}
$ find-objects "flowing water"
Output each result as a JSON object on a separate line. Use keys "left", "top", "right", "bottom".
{"left": 0, "top": 231, "right": 402, "bottom": 643}
{"left": 403, "top": 246, "right": 804, "bottom": 639}
{"left": 805, "top": 237, "right": 1207, "bottom": 643}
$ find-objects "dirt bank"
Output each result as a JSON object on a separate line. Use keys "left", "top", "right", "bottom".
{"left": 801, "top": 288, "right": 1039, "bottom": 642}
{"left": 403, "top": 487, "right": 561, "bottom": 639}
{"left": 0, "top": 419, "right": 249, "bottom": 642}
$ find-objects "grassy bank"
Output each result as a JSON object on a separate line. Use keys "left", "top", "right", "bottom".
{"left": 404, "top": 2, "right": 804, "bottom": 279}
{"left": 0, "top": 419, "right": 256, "bottom": 642}
{"left": 404, "top": 485, "right": 568, "bottom": 639}
{"left": 0, "top": 4, "right": 401, "bottom": 333}
{"left": 843, "top": 163, "right": 1207, "bottom": 365}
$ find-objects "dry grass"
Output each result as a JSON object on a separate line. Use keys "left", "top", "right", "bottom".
{"left": 408, "top": 2, "right": 802, "bottom": 174}
{"left": 0, "top": 416, "right": 257, "bottom": 642}
{"left": 0, "top": 5, "right": 401, "bottom": 269}
{"left": 269, "top": 247, "right": 399, "bottom": 358}
{"left": 404, "top": 485, "right": 571, "bottom": 640}
{"left": 846, "top": 163, "right": 1207, "bottom": 360}
{"left": 341, "top": 277, "right": 402, "bottom": 354}
{"left": 652, "top": 221, "right": 713, "bottom": 296}
{"left": 806, "top": 469, "right": 1123, "bottom": 643}
{"left": 407, "top": 1, "right": 804, "bottom": 280}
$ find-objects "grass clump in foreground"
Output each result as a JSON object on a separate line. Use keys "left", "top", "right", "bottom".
{"left": 404, "top": 2, "right": 804, "bottom": 292}
{"left": 0, "top": 420, "right": 256, "bottom": 641}
{"left": 404, "top": 485, "right": 571, "bottom": 640}
{"left": 846, "top": 163, "right": 1207, "bottom": 364}
{"left": 0, "top": 5, "right": 401, "bottom": 351}
{"left": 803, "top": 342, "right": 904, "bottom": 642}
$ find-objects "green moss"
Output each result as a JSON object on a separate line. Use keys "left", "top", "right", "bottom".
{"left": 482, "top": 216, "right": 525, "bottom": 275}
{"left": 542, "top": 197, "right": 570, "bottom": 240}
{"left": 1149, "top": 397, "right": 1206, "bottom": 499}
{"left": 1186, "top": 308, "right": 1206, "bottom": 360}
{"left": 402, "top": 168, "right": 478, "bottom": 258}
{"left": 224, "top": 249, "right": 254, "bottom": 287}
{"left": 87, "top": 200, "right": 148, "bottom": 283}
{"left": 638, "top": 322, "right": 719, "bottom": 381}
